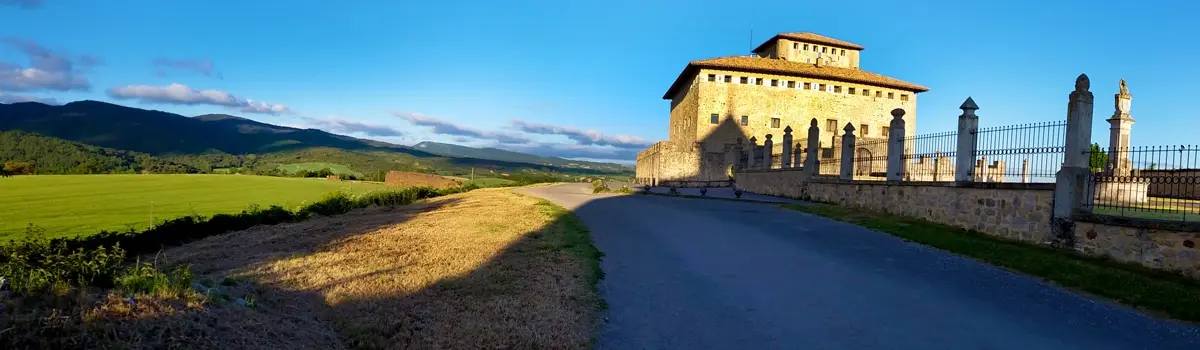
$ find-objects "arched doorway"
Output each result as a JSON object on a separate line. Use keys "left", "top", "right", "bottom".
{"left": 855, "top": 148, "right": 873, "bottom": 176}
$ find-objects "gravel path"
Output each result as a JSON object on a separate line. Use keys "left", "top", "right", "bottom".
{"left": 518, "top": 183, "right": 1200, "bottom": 350}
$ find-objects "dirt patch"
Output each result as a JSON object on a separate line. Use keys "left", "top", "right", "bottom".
{"left": 384, "top": 171, "right": 461, "bottom": 189}
{"left": 146, "top": 189, "right": 601, "bottom": 348}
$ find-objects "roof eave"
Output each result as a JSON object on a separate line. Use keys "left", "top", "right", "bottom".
{"left": 662, "top": 62, "right": 930, "bottom": 99}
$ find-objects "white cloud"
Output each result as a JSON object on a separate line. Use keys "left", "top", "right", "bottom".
{"left": 0, "top": 37, "right": 96, "bottom": 92}
{"left": 301, "top": 116, "right": 405, "bottom": 137}
{"left": 510, "top": 119, "right": 650, "bottom": 149}
{"left": 106, "top": 83, "right": 291, "bottom": 115}
{"left": 0, "top": 91, "right": 59, "bottom": 104}
{"left": 391, "top": 111, "right": 529, "bottom": 144}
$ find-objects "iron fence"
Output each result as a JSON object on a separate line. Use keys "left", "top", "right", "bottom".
{"left": 1084, "top": 145, "right": 1200, "bottom": 222}
{"left": 901, "top": 131, "right": 958, "bottom": 182}
{"left": 851, "top": 137, "right": 890, "bottom": 180}
{"left": 971, "top": 121, "right": 1067, "bottom": 183}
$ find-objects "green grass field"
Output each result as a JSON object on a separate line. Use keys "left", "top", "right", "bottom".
{"left": 0, "top": 174, "right": 389, "bottom": 240}
{"left": 276, "top": 162, "right": 361, "bottom": 176}
{"left": 466, "top": 177, "right": 517, "bottom": 188}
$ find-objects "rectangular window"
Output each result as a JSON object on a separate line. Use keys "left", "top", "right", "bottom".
{"left": 841, "top": 49, "right": 845, "bottom": 56}
{"left": 740, "top": 116, "right": 749, "bottom": 126}
{"left": 803, "top": 82, "right": 811, "bottom": 89}
{"left": 770, "top": 79, "right": 778, "bottom": 87}
{"left": 710, "top": 113, "right": 719, "bottom": 124}
{"left": 787, "top": 81, "right": 795, "bottom": 88}
{"left": 822, "top": 47, "right": 827, "bottom": 53}
{"left": 862, "top": 89, "right": 869, "bottom": 96}
{"left": 888, "top": 92, "right": 895, "bottom": 99}
{"left": 724, "top": 75, "right": 732, "bottom": 83}
{"left": 900, "top": 94, "right": 909, "bottom": 101}
{"left": 707, "top": 74, "right": 716, "bottom": 82}
{"left": 755, "top": 78, "right": 763, "bottom": 86}
{"left": 848, "top": 87, "right": 856, "bottom": 95}
{"left": 771, "top": 118, "right": 781, "bottom": 128}
{"left": 804, "top": 44, "right": 809, "bottom": 50}
{"left": 875, "top": 91, "right": 882, "bottom": 98}
{"left": 833, "top": 86, "right": 842, "bottom": 93}
{"left": 793, "top": 43, "right": 798, "bottom": 49}
{"left": 882, "top": 127, "right": 890, "bottom": 137}
{"left": 740, "top": 76, "right": 748, "bottom": 84}
{"left": 860, "top": 124, "right": 869, "bottom": 136}
{"left": 818, "top": 83, "right": 826, "bottom": 91}
{"left": 826, "top": 119, "right": 838, "bottom": 132}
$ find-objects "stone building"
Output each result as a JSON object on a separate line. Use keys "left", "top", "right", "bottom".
{"left": 636, "top": 32, "right": 930, "bottom": 183}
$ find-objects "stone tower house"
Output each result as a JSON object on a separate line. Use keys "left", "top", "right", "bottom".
{"left": 636, "top": 32, "right": 930, "bottom": 183}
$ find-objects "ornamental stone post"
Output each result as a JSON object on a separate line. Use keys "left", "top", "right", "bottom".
{"left": 887, "top": 108, "right": 906, "bottom": 181}
{"left": 840, "top": 123, "right": 856, "bottom": 180}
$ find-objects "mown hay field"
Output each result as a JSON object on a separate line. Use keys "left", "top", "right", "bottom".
{"left": 0, "top": 174, "right": 389, "bottom": 240}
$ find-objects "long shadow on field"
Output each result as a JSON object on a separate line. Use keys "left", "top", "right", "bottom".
{"left": 110, "top": 191, "right": 601, "bottom": 350}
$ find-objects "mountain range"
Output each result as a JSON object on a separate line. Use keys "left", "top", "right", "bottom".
{"left": 0, "top": 100, "right": 632, "bottom": 178}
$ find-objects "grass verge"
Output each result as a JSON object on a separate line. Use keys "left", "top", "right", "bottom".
{"left": 780, "top": 202, "right": 1200, "bottom": 322}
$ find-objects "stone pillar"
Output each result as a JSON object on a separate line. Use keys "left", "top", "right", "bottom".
{"left": 1106, "top": 79, "right": 1135, "bottom": 177}
{"left": 956, "top": 97, "right": 980, "bottom": 183}
{"left": 1021, "top": 159, "right": 1031, "bottom": 183}
{"left": 887, "top": 108, "right": 906, "bottom": 181}
{"left": 727, "top": 138, "right": 744, "bottom": 174}
{"left": 805, "top": 118, "right": 820, "bottom": 176}
{"left": 781, "top": 126, "right": 794, "bottom": 168}
{"left": 840, "top": 123, "right": 856, "bottom": 180}
{"left": 1052, "top": 74, "right": 1095, "bottom": 247}
{"left": 793, "top": 142, "right": 803, "bottom": 170}
{"left": 748, "top": 136, "right": 758, "bottom": 169}
{"left": 762, "top": 134, "right": 774, "bottom": 169}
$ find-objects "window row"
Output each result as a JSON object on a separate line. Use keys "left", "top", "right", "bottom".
{"left": 792, "top": 42, "right": 846, "bottom": 56}
{"left": 710, "top": 114, "right": 891, "bottom": 137}
{"left": 705, "top": 74, "right": 910, "bottom": 101}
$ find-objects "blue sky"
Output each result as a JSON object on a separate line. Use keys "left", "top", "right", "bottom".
{"left": 2, "top": 0, "right": 1197, "bottom": 163}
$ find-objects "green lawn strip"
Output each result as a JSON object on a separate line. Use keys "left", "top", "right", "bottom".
{"left": 780, "top": 202, "right": 1200, "bottom": 322}
{"left": 531, "top": 198, "right": 607, "bottom": 346}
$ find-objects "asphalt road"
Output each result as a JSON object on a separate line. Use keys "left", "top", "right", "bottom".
{"left": 518, "top": 183, "right": 1200, "bottom": 350}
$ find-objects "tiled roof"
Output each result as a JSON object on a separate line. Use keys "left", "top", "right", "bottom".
{"left": 661, "top": 56, "right": 929, "bottom": 99}
{"left": 753, "top": 32, "right": 866, "bottom": 53}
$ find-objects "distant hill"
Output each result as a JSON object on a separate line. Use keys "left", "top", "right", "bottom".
{"left": 0, "top": 101, "right": 632, "bottom": 178}
{"left": 0, "top": 130, "right": 198, "bottom": 174}
{"left": 413, "top": 141, "right": 631, "bottom": 173}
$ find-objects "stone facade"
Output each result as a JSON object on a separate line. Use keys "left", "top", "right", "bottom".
{"left": 636, "top": 32, "right": 927, "bottom": 183}
{"left": 1075, "top": 219, "right": 1200, "bottom": 279}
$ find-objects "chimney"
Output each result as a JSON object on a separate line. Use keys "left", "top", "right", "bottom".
{"left": 815, "top": 52, "right": 824, "bottom": 67}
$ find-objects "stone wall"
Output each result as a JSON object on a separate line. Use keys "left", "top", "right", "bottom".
{"left": 1138, "top": 169, "right": 1200, "bottom": 200}
{"left": 801, "top": 180, "right": 1056, "bottom": 244}
{"left": 1074, "top": 216, "right": 1200, "bottom": 279}
{"left": 734, "top": 168, "right": 811, "bottom": 198}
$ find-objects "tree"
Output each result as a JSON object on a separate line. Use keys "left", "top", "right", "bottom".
{"left": 1147, "top": 162, "right": 1157, "bottom": 170}
{"left": 0, "top": 168, "right": 11, "bottom": 178}
{"left": 1088, "top": 143, "right": 1108, "bottom": 171}
{"left": 3, "top": 161, "right": 35, "bottom": 175}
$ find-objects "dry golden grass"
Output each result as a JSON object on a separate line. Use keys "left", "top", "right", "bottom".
{"left": 141, "top": 188, "right": 602, "bottom": 349}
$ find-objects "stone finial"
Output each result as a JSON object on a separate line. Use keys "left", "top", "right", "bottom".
{"left": 765, "top": 134, "right": 773, "bottom": 140}
{"left": 843, "top": 122, "right": 855, "bottom": 134}
{"left": 810, "top": 118, "right": 818, "bottom": 127}
{"left": 890, "top": 108, "right": 906, "bottom": 120}
{"left": 960, "top": 97, "right": 979, "bottom": 118}
{"left": 1119, "top": 78, "right": 1129, "bottom": 96}
{"left": 749, "top": 136, "right": 757, "bottom": 144}
{"left": 1075, "top": 73, "right": 1090, "bottom": 92}
{"left": 784, "top": 125, "right": 793, "bottom": 133}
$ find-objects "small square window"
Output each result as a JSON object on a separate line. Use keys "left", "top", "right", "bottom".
{"left": 770, "top": 79, "right": 778, "bottom": 87}
{"left": 848, "top": 87, "right": 856, "bottom": 95}
{"left": 803, "top": 82, "right": 811, "bottom": 89}
{"left": 724, "top": 75, "right": 732, "bottom": 83}
{"left": 833, "top": 86, "right": 842, "bottom": 93}
{"left": 787, "top": 81, "right": 795, "bottom": 88}
{"left": 888, "top": 92, "right": 895, "bottom": 99}
{"left": 804, "top": 44, "right": 809, "bottom": 50}
{"left": 882, "top": 127, "right": 891, "bottom": 137}
{"left": 822, "top": 47, "right": 827, "bottom": 53}
{"left": 900, "top": 94, "right": 909, "bottom": 101}
{"left": 860, "top": 124, "right": 869, "bottom": 136}
{"left": 740, "top": 76, "right": 748, "bottom": 84}
{"left": 875, "top": 91, "right": 882, "bottom": 98}
{"left": 793, "top": 43, "right": 798, "bottom": 49}
{"left": 707, "top": 74, "right": 716, "bottom": 82}
{"left": 740, "top": 116, "right": 749, "bottom": 126}
{"left": 818, "top": 83, "right": 826, "bottom": 91}
{"left": 826, "top": 119, "right": 838, "bottom": 132}
{"left": 771, "top": 118, "right": 781, "bottom": 128}
{"left": 710, "top": 113, "right": 719, "bottom": 124}
{"left": 841, "top": 49, "right": 845, "bottom": 56}
{"left": 862, "top": 89, "right": 869, "bottom": 96}
{"left": 755, "top": 78, "right": 763, "bottom": 86}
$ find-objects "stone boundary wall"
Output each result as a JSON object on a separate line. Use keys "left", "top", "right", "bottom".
{"left": 735, "top": 168, "right": 812, "bottom": 198}
{"left": 802, "top": 179, "right": 1056, "bottom": 244}
{"left": 1073, "top": 214, "right": 1200, "bottom": 279}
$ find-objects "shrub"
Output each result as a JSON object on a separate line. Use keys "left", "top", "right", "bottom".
{"left": 591, "top": 180, "right": 609, "bottom": 194}
{"left": 615, "top": 185, "right": 633, "bottom": 194}
{"left": 115, "top": 263, "right": 194, "bottom": 297}
{"left": 0, "top": 226, "right": 126, "bottom": 295}
{"left": 299, "top": 192, "right": 357, "bottom": 217}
